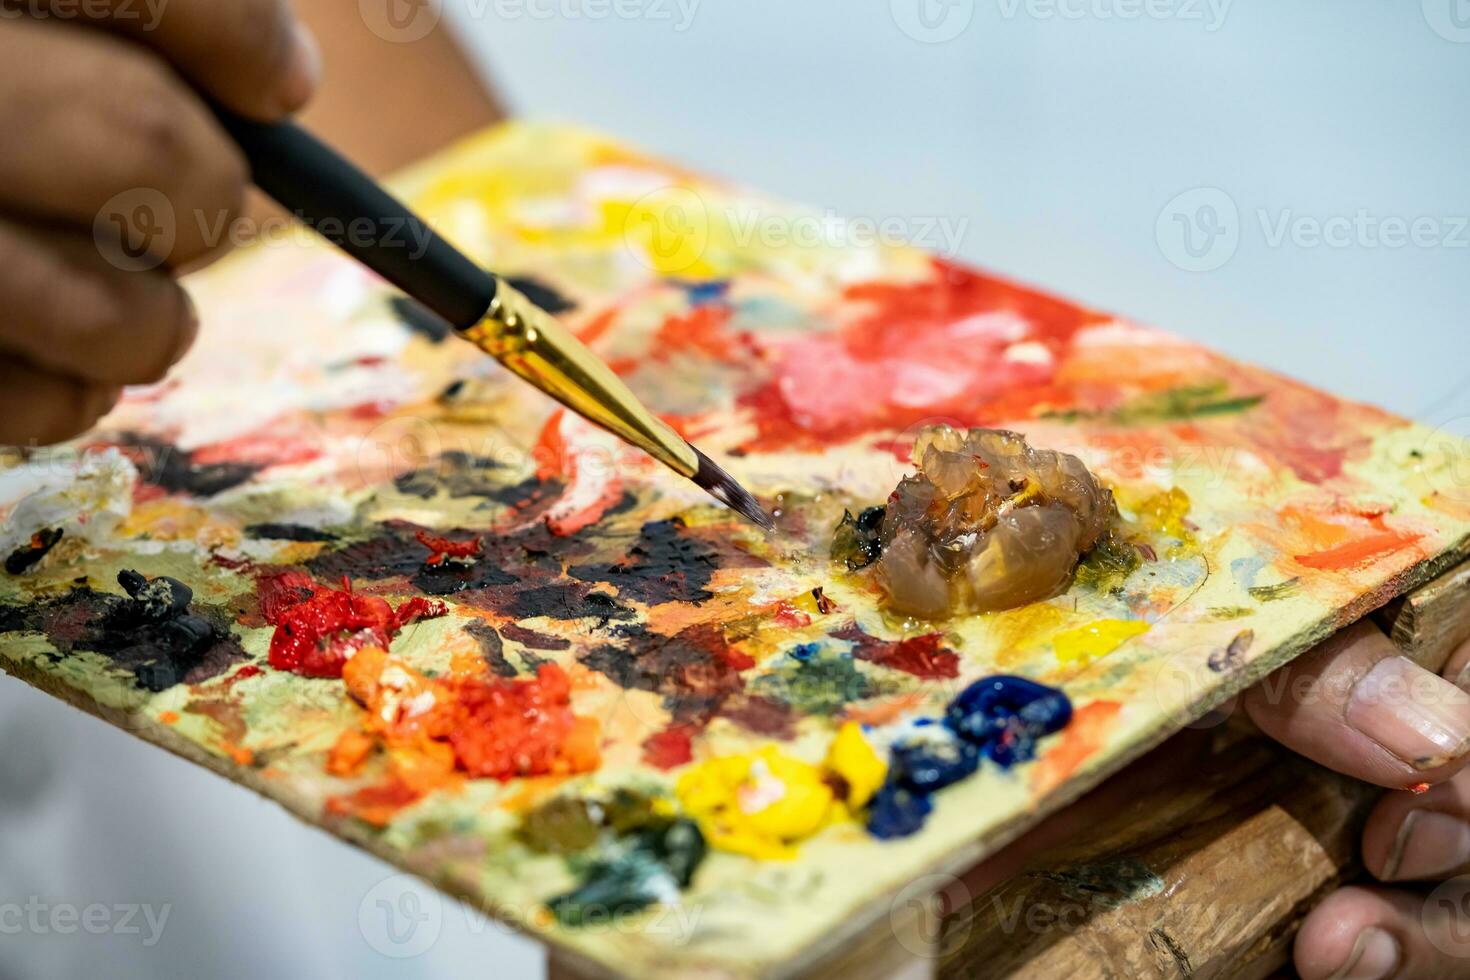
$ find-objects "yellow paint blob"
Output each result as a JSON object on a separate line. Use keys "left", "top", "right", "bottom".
{"left": 1136, "top": 487, "right": 1193, "bottom": 541}
{"left": 824, "top": 722, "right": 887, "bottom": 810}
{"left": 676, "top": 747, "right": 835, "bottom": 860}
{"left": 1053, "top": 620, "right": 1151, "bottom": 665}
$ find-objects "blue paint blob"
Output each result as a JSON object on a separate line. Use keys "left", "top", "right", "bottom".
{"left": 863, "top": 675, "right": 1074, "bottom": 841}
{"left": 889, "top": 732, "right": 980, "bottom": 793}
{"left": 945, "top": 675, "right": 1073, "bottom": 767}
{"left": 680, "top": 280, "right": 731, "bottom": 306}
{"left": 865, "top": 779, "right": 934, "bottom": 840}
{"left": 789, "top": 642, "right": 821, "bottom": 662}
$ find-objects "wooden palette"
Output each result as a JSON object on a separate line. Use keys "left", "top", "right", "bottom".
{"left": 2, "top": 122, "right": 1469, "bottom": 979}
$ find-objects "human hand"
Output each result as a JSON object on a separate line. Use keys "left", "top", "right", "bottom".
{"left": 0, "top": 0, "right": 319, "bottom": 445}
{"left": 1243, "top": 620, "right": 1470, "bottom": 978}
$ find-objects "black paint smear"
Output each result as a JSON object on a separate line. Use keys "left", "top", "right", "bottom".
{"left": 500, "top": 583, "right": 637, "bottom": 625}
{"left": 5, "top": 528, "right": 63, "bottom": 575}
{"left": 500, "top": 623, "right": 571, "bottom": 651}
{"left": 465, "top": 621, "right": 518, "bottom": 678}
{"left": 307, "top": 521, "right": 517, "bottom": 595}
{"left": 580, "top": 622, "right": 744, "bottom": 728}
{"left": 504, "top": 275, "right": 577, "bottom": 315}
{"left": 1207, "top": 630, "right": 1254, "bottom": 673}
{"left": 393, "top": 452, "right": 503, "bottom": 500}
{"left": 113, "top": 433, "right": 261, "bottom": 498}
{"left": 393, "top": 452, "right": 566, "bottom": 513}
{"left": 0, "top": 570, "right": 245, "bottom": 692}
{"left": 389, "top": 296, "right": 452, "bottom": 343}
{"left": 245, "top": 523, "right": 338, "bottom": 543}
{"left": 569, "top": 519, "right": 719, "bottom": 605}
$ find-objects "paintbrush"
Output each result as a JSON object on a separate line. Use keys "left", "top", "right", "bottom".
{"left": 210, "top": 108, "right": 772, "bottom": 531}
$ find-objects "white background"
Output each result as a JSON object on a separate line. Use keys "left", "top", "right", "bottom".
{"left": 2, "top": 2, "right": 1467, "bottom": 978}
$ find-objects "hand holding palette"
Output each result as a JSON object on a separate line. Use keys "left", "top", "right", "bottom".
{"left": 1, "top": 123, "right": 1467, "bottom": 978}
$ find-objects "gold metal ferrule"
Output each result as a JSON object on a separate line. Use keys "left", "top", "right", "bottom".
{"left": 456, "top": 277, "right": 699, "bottom": 478}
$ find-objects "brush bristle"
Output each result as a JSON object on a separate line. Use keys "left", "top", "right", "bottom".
{"left": 691, "top": 447, "right": 775, "bottom": 531}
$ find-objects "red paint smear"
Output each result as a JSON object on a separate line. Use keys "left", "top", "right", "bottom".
{"left": 854, "top": 632, "right": 960, "bottom": 680}
{"left": 716, "top": 642, "right": 757, "bottom": 673}
{"left": 738, "top": 259, "right": 1104, "bottom": 452}
{"left": 574, "top": 307, "right": 619, "bottom": 347}
{"left": 532, "top": 411, "right": 571, "bottom": 481}
{"left": 414, "top": 529, "right": 482, "bottom": 566}
{"left": 325, "top": 779, "right": 421, "bottom": 827}
{"left": 348, "top": 401, "right": 393, "bottom": 420}
{"left": 642, "top": 725, "right": 696, "bottom": 770}
{"left": 1293, "top": 516, "right": 1423, "bottom": 571}
{"left": 770, "top": 600, "right": 812, "bottom": 628}
{"left": 1031, "top": 700, "right": 1123, "bottom": 795}
{"left": 653, "top": 305, "right": 749, "bottom": 362}
{"left": 221, "top": 664, "right": 263, "bottom": 687}
{"left": 531, "top": 410, "right": 624, "bottom": 537}
{"left": 719, "top": 695, "right": 797, "bottom": 739}
{"left": 190, "top": 431, "right": 321, "bottom": 468}
{"left": 261, "top": 573, "right": 446, "bottom": 678}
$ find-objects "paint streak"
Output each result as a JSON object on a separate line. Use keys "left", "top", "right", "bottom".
{"left": 1052, "top": 620, "right": 1150, "bottom": 665}
{"left": 570, "top": 519, "right": 722, "bottom": 605}
{"left": 533, "top": 411, "right": 626, "bottom": 537}
{"left": 1294, "top": 524, "right": 1423, "bottom": 570}
{"left": 500, "top": 623, "right": 572, "bottom": 651}
{"left": 1207, "top": 631, "right": 1254, "bottom": 673}
{"left": 836, "top": 626, "right": 960, "bottom": 680}
{"left": 738, "top": 259, "right": 1104, "bottom": 452}
{"left": 643, "top": 725, "right": 696, "bottom": 770}
{"left": 580, "top": 622, "right": 750, "bottom": 729}
{"left": 98, "top": 433, "right": 260, "bottom": 499}
{"left": 5, "top": 528, "right": 63, "bottom": 574}
{"left": 1030, "top": 700, "right": 1123, "bottom": 794}
{"left": 245, "top": 523, "right": 338, "bottom": 542}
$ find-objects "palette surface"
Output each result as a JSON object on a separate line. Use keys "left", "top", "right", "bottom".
{"left": 3, "top": 123, "right": 1469, "bottom": 978}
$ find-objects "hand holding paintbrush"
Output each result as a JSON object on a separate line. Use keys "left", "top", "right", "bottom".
{"left": 0, "top": 0, "right": 769, "bottom": 529}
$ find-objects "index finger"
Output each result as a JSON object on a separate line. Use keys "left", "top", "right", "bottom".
{"left": 32, "top": 0, "right": 319, "bottom": 119}
{"left": 1244, "top": 619, "right": 1470, "bottom": 790}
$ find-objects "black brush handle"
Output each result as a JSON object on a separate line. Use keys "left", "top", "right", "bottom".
{"left": 214, "top": 107, "right": 496, "bottom": 331}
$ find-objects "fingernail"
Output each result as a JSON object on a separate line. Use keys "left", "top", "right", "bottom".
{"left": 1384, "top": 809, "right": 1470, "bottom": 881}
{"left": 279, "top": 23, "right": 322, "bottom": 112}
{"left": 1346, "top": 656, "right": 1470, "bottom": 770}
{"left": 1327, "top": 927, "right": 1400, "bottom": 980}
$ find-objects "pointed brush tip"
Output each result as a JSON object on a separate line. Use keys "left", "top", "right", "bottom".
{"left": 691, "top": 446, "right": 775, "bottom": 532}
